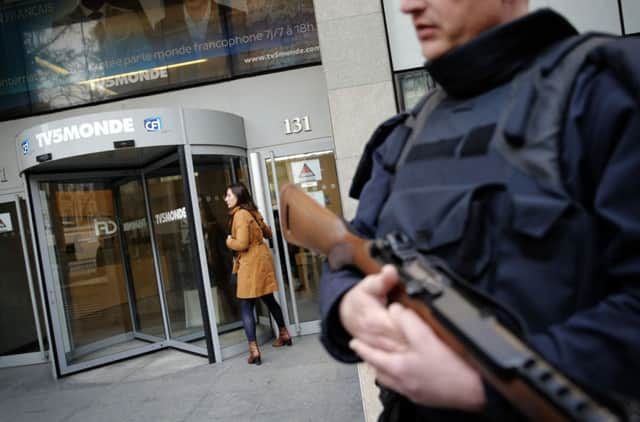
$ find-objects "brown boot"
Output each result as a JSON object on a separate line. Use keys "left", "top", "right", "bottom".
{"left": 272, "top": 327, "right": 293, "bottom": 347}
{"left": 248, "top": 341, "right": 261, "bottom": 365}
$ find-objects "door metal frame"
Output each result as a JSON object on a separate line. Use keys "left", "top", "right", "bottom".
{"left": 22, "top": 177, "right": 56, "bottom": 378}
{"left": 249, "top": 152, "right": 291, "bottom": 338}
{"left": 0, "top": 193, "right": 48, "bottom": 368}
{"left": 111, "top": 178, "right": 142, "bottom": 341}
{"left": 268, "top": 151, "right": 301, "bottom": 332}
{"left": 140, "top": 170, "right": 173, "bottom": 344}
{"left": 182, "top": 139, "right": 222, "bottom": 363}
{"left": 249, "top": 138, "right": 336, "bottom": 337}
{"left": 177, "top": 144, "right": 214, "bottom": 361}
{"left": 190, "top": 146, "right": 276, "bottom": 360}
{"left": 30, "top": 174, "right": 72, "bottom": 375}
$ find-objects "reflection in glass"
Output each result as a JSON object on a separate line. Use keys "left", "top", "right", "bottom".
{"left": 146, "top": 164, "right": 204, "bottom": 341}
{"left": 194, "top": 156, "right": 237, "bottom": 326}
{"left": 193, "top": 155, "right": 270, "bottom": 348}
{"left": 116, "top": 179, "right": 164, "bottom": 338}
{"left": 266, "top": 151, "right": 342, "bottom": 325}
{"left": 0, "top": 200, "right": 40, "bottom": 356}
{"left": 38, "top": 181, "right": 152, "bottom": 364}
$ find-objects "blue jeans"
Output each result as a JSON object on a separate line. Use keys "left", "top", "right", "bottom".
{"left": 240, "top": 293, "right": 286, "bottom": 342}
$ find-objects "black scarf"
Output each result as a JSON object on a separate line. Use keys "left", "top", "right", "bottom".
{"left": 426, "top": 9, "right": 578, "bottom": 98}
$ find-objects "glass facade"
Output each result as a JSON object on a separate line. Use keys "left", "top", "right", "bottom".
{"left": 265, "top": 150, "right": 342, "bottom": 329}
{"left": 0, "top": 0, "right": 320, "bottom": 120}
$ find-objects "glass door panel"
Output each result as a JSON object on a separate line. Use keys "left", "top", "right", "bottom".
{"left": 115, "top": 179, "right": 164, "bottom": 339}
{"left": 38, "top": 181, "right": 157, "bottom": 365}
{"left": 194, "top": 157, "right": 239, "bottom": 331}
{"left": 0, "top": 200, "right": 40, "bottom": 357}
{"left": 146, "top": 160, "right": 205, "bottom": 344}
{"left": 193, "top": 155, "right": 271, "bottom": 349}
{"left": 19, "top": 197, "right": 49, "bottom": 354}
{"left": 265, "top": 151, "right": 343, "bottom": 330}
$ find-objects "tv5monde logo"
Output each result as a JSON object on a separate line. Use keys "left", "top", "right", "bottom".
{"left": 144, "top": 117, "right": 163, "bottom": 133}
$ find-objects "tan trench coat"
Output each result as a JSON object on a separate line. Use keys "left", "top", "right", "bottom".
{"left": 226, "top": 207, "right": 278, "bottom": 299}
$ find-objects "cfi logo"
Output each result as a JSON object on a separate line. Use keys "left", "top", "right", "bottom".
{"left": 21, "top": 138, "right": 30, "bottom": 155}
{"left": 144, "top": 117, "right": 163, "bottom": 133}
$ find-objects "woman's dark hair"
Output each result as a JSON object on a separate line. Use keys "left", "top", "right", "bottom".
{"left": 226, "top": 182, "right": 258, "bottom": 212}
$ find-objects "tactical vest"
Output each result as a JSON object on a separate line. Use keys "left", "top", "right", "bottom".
{"left": 365, "top": 35, "right": 612, "bottom": 334}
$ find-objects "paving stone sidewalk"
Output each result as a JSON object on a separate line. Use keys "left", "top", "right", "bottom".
{"left": 0, "top": 334, "right": 364, "bottom": 422}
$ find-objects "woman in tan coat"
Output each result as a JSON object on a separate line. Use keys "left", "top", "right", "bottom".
{"left": 225, "top": 183, "right": 292, "bottom": 365}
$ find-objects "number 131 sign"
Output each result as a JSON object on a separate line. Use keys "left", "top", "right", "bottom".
{"left": 284, "top": 116, "right": 311, "bottom": 135}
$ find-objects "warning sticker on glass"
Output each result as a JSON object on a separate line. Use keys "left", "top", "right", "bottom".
{"left": 291, "top": 159, "right": 322, "bottom": 184}
{"left": 0, "top": 213, "right": 13, "bottom": 233}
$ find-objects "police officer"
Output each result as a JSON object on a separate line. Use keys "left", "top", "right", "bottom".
{"left": 319, "top": 0, "right": 640, "bottom": 420}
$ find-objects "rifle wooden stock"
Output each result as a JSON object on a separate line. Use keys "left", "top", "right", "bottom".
{"left": 279, "top": 183, "right": 381, "bottom": 275}
{"left": 278, "top": 183, "right": 620, "bottom": 422}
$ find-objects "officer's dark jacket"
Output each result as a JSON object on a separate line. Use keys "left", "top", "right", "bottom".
{"left": 319, "top": 9, "right": 640, "bottom": 420}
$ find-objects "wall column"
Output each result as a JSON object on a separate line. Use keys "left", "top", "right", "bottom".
{"left": 313, "top": 0, "right": 397, "bottom": 220}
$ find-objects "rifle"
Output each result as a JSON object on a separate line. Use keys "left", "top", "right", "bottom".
{"left": 278, "top": 183, "right": 621, "bottom": 422}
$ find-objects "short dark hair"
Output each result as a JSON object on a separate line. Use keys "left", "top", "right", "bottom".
{"left": 226, "top": 182, "right": 258, "bottom": 212}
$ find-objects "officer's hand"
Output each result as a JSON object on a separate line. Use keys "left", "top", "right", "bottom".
{"left": 350, "top": 303, "right": 486, "bottom": 412}
{"left": 339, "top": 265, "right": 406, "bottom": 352}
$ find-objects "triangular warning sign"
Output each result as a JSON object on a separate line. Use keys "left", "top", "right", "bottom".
{"left": 299, "top": 163, "right": 315, "bottom": 178}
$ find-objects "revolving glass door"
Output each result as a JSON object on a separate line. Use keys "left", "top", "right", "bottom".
{"left": 32, "top": 154, "right": 211, "bottom": 375}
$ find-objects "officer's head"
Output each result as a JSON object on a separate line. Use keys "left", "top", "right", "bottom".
{"left": 401, "top": 0, "right": 529, "bottom": 60}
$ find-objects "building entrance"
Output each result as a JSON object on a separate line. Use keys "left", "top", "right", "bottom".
{"left": 250, "top": 143, "right": 343, "bottom": 337}
{"left": 30, "top": 150, "right": 215, "bottom": 374}
{"left": 17, "top": 108, "right": 251, "bottom": 376}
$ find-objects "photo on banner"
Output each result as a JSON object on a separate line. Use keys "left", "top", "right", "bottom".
{"left": 0, "top": 0, "right": 321, "bottom": 120}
